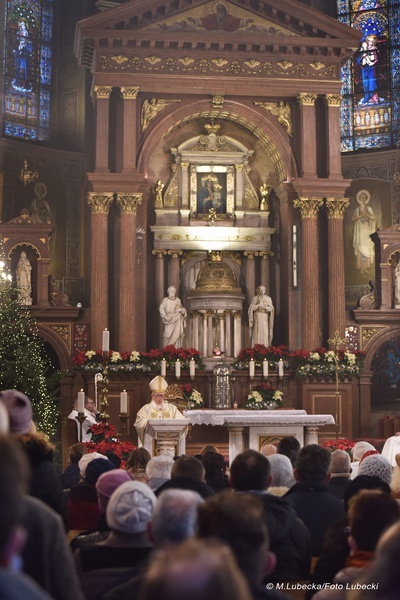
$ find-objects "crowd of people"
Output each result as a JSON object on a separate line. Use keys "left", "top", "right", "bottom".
{"left": 1, "top": 387, "right": 400, "bottom": 600}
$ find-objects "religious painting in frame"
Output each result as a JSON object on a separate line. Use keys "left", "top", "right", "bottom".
{"left": 190, "top": 165, "right": 235, "bottom": 217}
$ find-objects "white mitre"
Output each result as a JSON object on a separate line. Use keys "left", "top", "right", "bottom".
{"left": 149, "top": 375, "right": 168, "bottom": 393}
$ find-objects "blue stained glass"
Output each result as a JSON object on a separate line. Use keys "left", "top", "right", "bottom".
{"left": 3, "top": 0, "right": 53, "bottom": 141}
{"left": 337, "top": 0, "right": 351, "bottom": 15}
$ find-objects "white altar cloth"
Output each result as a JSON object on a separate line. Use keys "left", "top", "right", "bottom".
{"left": 186, "top": 409, "right": 335, "bottom": 463}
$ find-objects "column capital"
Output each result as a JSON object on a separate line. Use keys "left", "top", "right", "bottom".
{"left": 244, "top": 251, "right": 256, "bottom": 259}
{"left": 325, "top": 197, "right": 350, "bottom": 219}
{"left": 152, "top": 249, "right": 167, "bottom": 257}
{"left": 167, "top": 250, "right": 183, "bottom": 258}
{"left": 120, "top": 87, "right": 140, "bottom": 99}
{"left": 181, "top": 162, "right": 190, "bottom": 170}
{"left": 93, "top": 86, "right": 112, "bottom": 99}
{"left": 116, "top": 193, "right": 142, "bottom": 214}
{"left": 255, "top": 251, "right": 274, "bottom": 258}
{"left": 293, "top": 196, "right": 323, "bottom": 218}
{"left": 324, "top": 94, "right": 342, "bottom": 107}
{"left": 87, "top": 192, "right": 114, "bottom": 214}
{"left": 296, "top": 93, "right": 318, "bottom": 107}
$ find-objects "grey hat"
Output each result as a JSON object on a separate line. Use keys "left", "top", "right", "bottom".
{"left": 358, "top": 454, "right": 392, "bottom": 487}
{"left": 106, "top": 480, "right": 157, "bottom": 534}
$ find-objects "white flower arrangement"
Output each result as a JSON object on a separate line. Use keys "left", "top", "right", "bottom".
{"left": 245, "top": 385, "right": 284, "bottom": 410}
{"left": 130, "top": 351, "right": 140, "bottom": 362}
{"left": 187, "top": 389, "right": 204, "bottom": 409}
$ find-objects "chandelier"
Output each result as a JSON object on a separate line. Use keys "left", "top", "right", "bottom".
{"left": 0, "top": 236, "right": 12, "bottom": 292}
{"left": 19, "top": 159, "right": 38, "bottom": 187}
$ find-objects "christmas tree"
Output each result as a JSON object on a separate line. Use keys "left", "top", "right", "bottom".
{"left": 0, "top": 242, "right": 58, "bottom": 436}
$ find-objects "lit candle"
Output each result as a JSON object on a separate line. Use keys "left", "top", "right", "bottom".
{"left": 77, "top": 390, "right": 85, "bottom": 413}
{"left": 175, "top": 359, "right": 181, "bottom": 379}
{"left": 102, "top": 329, "right": 110, "bottom": 353}
{"left": 263, "top": 359, "right": 269, "bottom": 378}
{"left": 161, "top": 358, "right": 167, "bottom": 377}
{"left": 120, "top": 390, "right": 128, "bottom": 413}
{"left": 189, "top": 358, "right": 196, "bottom": 379}
{"left": 278, "top": 359, "right": 284, "bottom": 377}
{"left": 249, "top": 359, "right": 255, "bottom": 379}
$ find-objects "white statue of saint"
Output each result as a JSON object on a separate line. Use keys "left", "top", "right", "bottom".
{"left": 248, "top": 285, "right": 274, "bottom": 347}
{"left": 159, "top": 286, "right": 187, "bottom": 348}
{"left": 16, "top": 251, "right": 32, "bottom": 305}
{"left": 394, "top": 260, "right": 400, "bottom": 308}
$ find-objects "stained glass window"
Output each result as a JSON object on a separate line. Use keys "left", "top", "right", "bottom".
{"left": 337, "top": 0, "right": 400, "bottom": 152}
{"left": 3, "top": 0, "right": 54, "bottom": 141}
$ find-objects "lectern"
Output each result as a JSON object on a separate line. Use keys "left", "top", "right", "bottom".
{"left": 143, "top": 418, "right": 190, "bottom": 457}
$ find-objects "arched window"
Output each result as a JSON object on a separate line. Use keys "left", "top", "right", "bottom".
{"left": 338, "top": 0, "right": 400, "bottom": 151}
{"left": 3, "top": 0, "right": 54, "bottom": 141}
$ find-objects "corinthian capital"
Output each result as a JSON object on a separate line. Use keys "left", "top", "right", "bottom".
{"left": 120, "top": 87, "right": 140, "bottom": 99}
{"left": 296, "top": 93, "right": 318, "bottom": 107}
{"left": 93, "top": 86, "right": 112, "bottom": 99}
{"left": 325, "top": 197, "right": 350, "bottom": 218}
{"left": 324, "top": 94, "right": 342, "bottom": 107}
{"left": 116, "top": 193, "right": 143, "bottom": 214}
{"left": 293, "top": 196, "right": 323, "bottom": 218}
{"left": 87, "top": 192, "right": 114, "bottom": 214}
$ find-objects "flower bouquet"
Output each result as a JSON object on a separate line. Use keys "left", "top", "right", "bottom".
{"left": 179, "top": 384, "right": 204, "bottom": 409}
{"left": 84, "top": 422, "right": 136, "bottom": 467}
{"left": 292, "top": 347, "right": 365, "bottom": 380}
{"left": 233, "top": 345, "right": 289, "bottom": 370}
{"left": 245, "top": 384, "right": 284, "bottom": 410}
{"left": 323, "top": 438, "right": 355, "bottom": 459}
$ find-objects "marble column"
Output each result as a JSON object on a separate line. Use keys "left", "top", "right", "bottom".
{"left": 297, "top": 93, "right": 318, "bottom": 178}
{"left": 87, "top": 192, "right": 114, "bottom": 349}
{"left": 116, "top": 193, "right": 142, "bottom": 350}
{"left": 225, "top": 310, "right": 232, "bottom": 357}
{"left": 325, "top": 197, "right": 350, "bottom": 344}
{"left": 207, "top": 311, "right": 214, "bottom": 357}
{"left": 244, "top": 252, "right": 256, "bottom": 304}
{"left": 218, "top": 312, "right": 225, "bottom": 353}
{"left": 233, "top": 311, "right": 242, "bottom": 357}
{"left": 258, "top": 251, "right": 271, "bottom": 292}
{"left": 324, "top": 95, "right": 342, "bottom": 179}
{"left": 293, "top": 196, "right": 324, "bottom": 349}
{"left": 192, "top": 311, "right": 199, "bottom": 351}
{"left": 202, "top": 311, "right": 208, "bottom": 357}
{"left": 167, "top": 250, "right": 182, "bottom": 293}
{"left": 93, "top": 86, "right": 112, "bottom": 173}
{"left": 152, "top": 250, "right": 167, "bottom": 345}
{"left": 120, "top": 87, "right": 139, "bottom": 174}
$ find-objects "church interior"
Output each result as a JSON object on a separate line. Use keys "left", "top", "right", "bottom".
{"left": 1, "top": 0, "right": 400, "bottom": 461}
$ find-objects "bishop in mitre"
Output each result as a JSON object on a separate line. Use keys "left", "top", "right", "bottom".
{"left": 134, "top": 375, "right": 186, "bottom": 445}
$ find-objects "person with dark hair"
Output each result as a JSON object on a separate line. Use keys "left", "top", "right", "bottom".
{"left": 312, "top": 490, "right": 399, "bottom": 600}
{"left": 155, "top": 455, "right": 215, "bottom": 499}
{"left": 60, "top": 443, "right": 87, "bottom": 490}
{"left": 276, "top": 436, "right": 301, "bottom": 467}
{"left": 305, "top": 475, "right": 391, "bottom": 599}
{"left": 197, "top": 492, "right": 290, "bottom": 599}
{"left": 230, "top": 450, "right": 311, "bottom": 583}
{"left": 201, "top": 451, "right": 230, "bottom": 493}
{"left": 284, "top": 444, "right": 345, "bottom": 556}
{"left": 125, "top": 447, "right": 151, "bottom": 483}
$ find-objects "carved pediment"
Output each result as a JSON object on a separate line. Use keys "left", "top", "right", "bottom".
{"left": 76, "top": 0, "right": 362, "bottom": 64}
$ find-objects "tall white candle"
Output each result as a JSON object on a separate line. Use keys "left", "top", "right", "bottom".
{"left": 263, "top": 359, "right": 269, "bottom": 378}
{"left": 189, "top": 358, "right": 195, "bottom": 379}
{"left": 120, "top": 390, "right": 128, "bottom": 413}
{"left": 175, "top": 359, "right": 181, "bottom": 379}
{"left": 161, "top": 358, "right": 167, "bottom": 377}
{"left": 249, "top": 359, "right": 255, "bottom": 378}
{"left": 78, "top": 390, "right": 85, "bottom": 413}
{"left": 278, "top": 359, "right": 284, "bottom": 377}
{"left": 102, "top": 329, "right": 110, "bottom": 353}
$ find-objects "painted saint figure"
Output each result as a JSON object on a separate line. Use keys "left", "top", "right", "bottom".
{"left": 159, "top": 286, "right": 187, "bottom": 348}
{"left": 358, "top": 35, "right": 379, "bottom": 105}
{"left": 394, "top": 260, "right": 400, "bottom": 308}
{"left": 352, "top": 189, "right": 376, "bottom": 273}
{"left": 248, "top": 285, "right": 274, "bottom": 347}
{"left": 16, "top": 251, "right": 32, "bottom": 305}
{"left": 12, "top": 19, "right": 32, "bottom": 92}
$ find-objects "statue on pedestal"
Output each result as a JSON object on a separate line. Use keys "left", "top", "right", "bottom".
{"left": 159, "top": 286, "right": 187, "bottom": 348}
{"left": 248, "top": 285, "right": 274, "bottom": 347}
{"left": 394, "top": 260, "right": 400, "bottom": 308}
{"left": 16, "top": 251, "right": 32, "bottom": 305}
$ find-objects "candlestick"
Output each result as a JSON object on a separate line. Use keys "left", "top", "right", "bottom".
{"left": 278, "top": 359, "right": 284, "bottom": 378}
{"left": 175, "top": 359, "right": 181, "bottom": 379}
{"left": 77, "top": 390, "right": 85, "bottom": 413}
{"left": 189, "top": 358, "right": 195, "bottom": 380}
{"left": 263, "top": 359, "right": 269, "bottom": 378}
{"left": 102, "top": 329, "right": 110, "bottom": 354}
{"left": 120, "top": 389, "right": 128, "bottom": 413}
{"left": 249, "top": 359, "right": 255, "bottom": 379}
{"left": 161, "top": 358, "right": 167, "bottom": 377}
{"left": 118, "top": 413, "right": 129, "bottom": 440}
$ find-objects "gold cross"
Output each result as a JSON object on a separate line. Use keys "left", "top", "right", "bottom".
{"left": 327, "top": 331, "right": 346, "bottom": 352}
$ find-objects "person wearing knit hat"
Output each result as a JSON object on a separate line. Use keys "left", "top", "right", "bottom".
{"left": 358, "top": 454, "right": 393, "bottom": 487}
{"left": 96, "top": 469, "right": 135, "bottom": 514}
{"left": 85, "top": 458, "right": 116, "bottom": 487}
{"left": 267, "top": 453, "right": 295, "bottom": 496}
{"left": 350, "top": 440, "right": 376, "bottom": 479}
{"left": 78, "top": 452, "right": 108, "bottom": 480}
{"left": 0, "top": 390, "right": 34, "bottom": 435}
{"left": 74, "top": 481, "right": 156, "bottom": 597}
{"left": 134, "top": 375, "right": 186, "bottom": 445}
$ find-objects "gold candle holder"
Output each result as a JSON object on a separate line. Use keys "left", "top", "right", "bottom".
{"left": 76, "top": 411, "right": 86, "bottom": 442}
{"left": 98, "top": 361, "right": 110, "bottom": 421}
{"left": 119, "top": 412, "right": 129, "bottom": 439}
